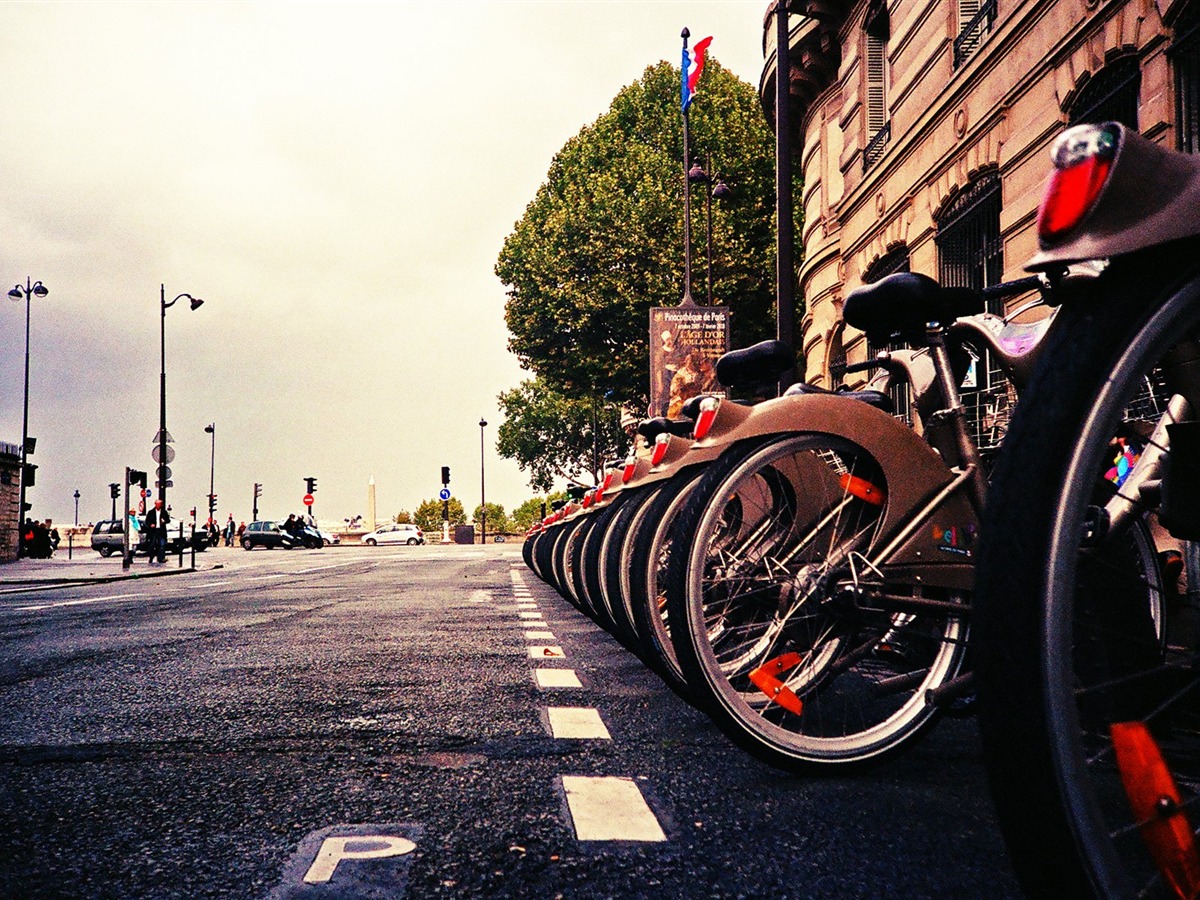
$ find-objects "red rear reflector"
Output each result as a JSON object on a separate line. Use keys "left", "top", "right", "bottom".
{"left": 1037, "top": 156, "right": 1112, "bottom": 240}
{"left": 1037, "top": 124, "right": 1118, "bottom": 241}
{"left": 651, "top": 433, "right": 671, "bottom": 466}
{"left": 748, "top": 652, "right": 804, "bottom": 715}
{"left": 693, "top": 397, "right": 720, "bottom": 440}
{"left": 840, "top": 473, "right": 886, "bottom": 506}
{"left": 1111, "top": 721, "right": 1200, "bottom": 899}
{"left": 622, "top": 456, "right": 637, "bottom": 484}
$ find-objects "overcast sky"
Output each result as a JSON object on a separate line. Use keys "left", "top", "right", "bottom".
{"left": 0, "top": 0, "right": 768, "bottom": 530}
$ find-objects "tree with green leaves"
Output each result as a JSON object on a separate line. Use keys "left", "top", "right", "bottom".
{"left": 497, "top": 58, "right": 785, "bottom": 409}
{"left": 414, "top": 497, "right": 464, "bottom": 535}
{"left": 393, "top": 510, "right": 413, "bottom": 524}
{"left": 496, "top": 378, "right": 629, "bottom": 492}
{"left": 511, "top": 492, "right": 565, "bottom": 533}
{"left": 473, "top": 502, "right": 509, "bottom": 535}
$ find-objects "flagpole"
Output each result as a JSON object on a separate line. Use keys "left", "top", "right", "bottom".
{"left": 680, "top": 27, "right": 696, "bottom": 307}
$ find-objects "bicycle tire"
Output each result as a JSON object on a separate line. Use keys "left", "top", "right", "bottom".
{"left": 598, "top": 487, "right": 652, "bottom": 647}
{"left": 627, "top": 466, "right": 708, "bottom": 698}
{"left": 975, "top": 251, "right": 1200, "bottom": 898}
{"left": 666, "top": 431, "right": 968, "bottom": 771}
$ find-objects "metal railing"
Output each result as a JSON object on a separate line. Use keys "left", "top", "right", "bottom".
{"left": 863, "top": 121, "right": 891, "bottom": 172}
{"left": 953, "top": 0, "right": 997, "bottom": 69}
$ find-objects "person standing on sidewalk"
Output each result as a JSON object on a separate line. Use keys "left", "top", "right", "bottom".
{"left": 144, "top": 500, "right": 169, "bottom": 564}
{"left": 224, "top": 514, "right": 236, "bottom": 547}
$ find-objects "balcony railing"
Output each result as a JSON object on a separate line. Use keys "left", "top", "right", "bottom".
{"left": 862, "top": 121, "right": 891, "bottom": 172}
{"left": 954, "top": 0, "right": 997, "bottom": 69}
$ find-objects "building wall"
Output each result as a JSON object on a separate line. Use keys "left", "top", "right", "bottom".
{"left": 0, "top": 443, "right": 22, "bottom": 563}
{"left": 764, "top": 0, "right": 1188, "bottom": 386}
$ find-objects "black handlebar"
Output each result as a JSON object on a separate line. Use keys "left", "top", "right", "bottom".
{"left": 981, "top": 275, "right": 1043, "bottom": 300}
{"left": 843, "top": 358, "right": 881, "bottom": 375}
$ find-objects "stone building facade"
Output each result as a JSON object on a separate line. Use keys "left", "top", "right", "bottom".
{"left": 761, "top": 0, "right": 1198, "bottom": 449}
{"left": 0, "top": 441, "right": 22, "bottom": 563}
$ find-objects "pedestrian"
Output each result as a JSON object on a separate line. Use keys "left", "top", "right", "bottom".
{"left": 44, "top": 519, "right": 60, "bottom": 555}
{"left": 144, "top": 500, "right": 169, "bottom": 564}
{"left": 236, "top": 521, "right": 246, "bottom": 541}
{"left": 224, "top": 514, "right": 235, "bottom": 547}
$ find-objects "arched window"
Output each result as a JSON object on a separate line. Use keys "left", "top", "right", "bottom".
{"left": 1172, "top": 1, "right": 1200, "bottom": 152}
{"left": 1068, "top": 55, "right": 1141, "bottom": 130}
{"left": 862, "top": 246, "right": 912, "bottom": 422}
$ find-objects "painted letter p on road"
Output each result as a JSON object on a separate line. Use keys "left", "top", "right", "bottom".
{"left": 302, "top": 835, "right": 417, "bottom": 884}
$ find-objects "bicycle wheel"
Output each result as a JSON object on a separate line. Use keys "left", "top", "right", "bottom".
{"left": 627, "top": 466, "right": 707, "bottom": 698}
{"left": 666, "top": 431, "right": 968, "bottom": 771}
{"left": 976, "top": 256, "right": 1200, "bottom": 899}
{"left": 597, "top": 487, "right": 651, "bottom": 647}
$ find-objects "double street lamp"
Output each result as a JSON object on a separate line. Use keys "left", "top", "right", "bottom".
{"left": 159, "top": 285, "right": 204, "bottom": 513}
{"left": 8, "top": 277, "right": 48, "bottom": 555}
{"left": 687, "top": 158, "right": 731, "bottom": 306}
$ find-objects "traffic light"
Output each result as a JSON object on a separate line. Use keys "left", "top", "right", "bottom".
{"left": 254, "top": 483, "right": 262, "bottom": 499}
{"left": 441, "top": 466, "right": 450, "bottom": 485}
{"left": 22, "top": 463, "right": 36, "bottom": 487}
{"left": 129, "top": 469, "right": 147, "bottom": 490}
{"left": 208, "top": 493, "right": 217, "bottom": 514}
{"left": 304, "top": 476, "right": 317, "bottom": 493}
{"left": 110, "top": 483, "right": 120, "bottom": 500}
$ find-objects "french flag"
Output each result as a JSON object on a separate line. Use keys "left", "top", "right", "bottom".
{"left": 681, "top": 36, "right": 713, "bottom": 112}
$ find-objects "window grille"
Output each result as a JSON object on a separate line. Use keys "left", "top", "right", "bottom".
{"left": 1172, "top": 2, "right": 1200, "bottom": 152}
{"left": 863, "top": 247, "right": 912, "bottom": 424}
{"left": 954, "top": 0, "right": 997, "bottom": 69}
{"left": 935, "top": 172, "right": 1009, "bottom": 455}
{"left": 1068, "top": 56, "right": 1141, "bottom": 130}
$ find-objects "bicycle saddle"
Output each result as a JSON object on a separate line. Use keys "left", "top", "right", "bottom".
{"left": 783, "top": 380, "right": 894, "bottom": 412}
{"left": 844, "top": 272, "right": 982, "bottom": 343}
{"left": 715, "top": 340, "right": 795, "bottom": 389}
{"left": 637, "top": 416, "right": 695, "bottom": 442}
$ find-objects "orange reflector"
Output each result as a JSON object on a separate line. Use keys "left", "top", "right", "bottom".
{"left": 748, "top": 652, "right": 804, "bottom": 715}
{"left": 840, "top": 473, "right": 886, "bottom": 506}
{"left": 1111, "top": 721, "right": 1200, "bottom": 900}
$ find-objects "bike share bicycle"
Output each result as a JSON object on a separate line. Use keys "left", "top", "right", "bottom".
{"left": 655, "top": 260, "right": 1111, "bottom": 771}
{"left": 975, "top": 123, "right": 1200, "bottom": 899}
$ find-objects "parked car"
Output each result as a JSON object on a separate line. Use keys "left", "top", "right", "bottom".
{"left": 361, "top": 523, "right": 425, "bottom": 546}
{"left": 241, "top": 520, "right": 300, "bottom": 551}
{"left": 317, "top": 527, "right": 340, "bottom": 546}
{"left": 91, "top": 519, "right": 209, "bottom": 556}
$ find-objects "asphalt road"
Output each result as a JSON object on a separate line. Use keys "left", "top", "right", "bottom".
{"left": 0, "top": 545, "right": 1022, "bottom": 898}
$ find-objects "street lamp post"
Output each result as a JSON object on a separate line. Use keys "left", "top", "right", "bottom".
{"left": 687, "top": 157, "right": 731, "bottom": 305}
{"left": 8, "top": 277, "right": 48, "bottom": 556}
{"left": 158, "top": 285, "right": 204, "bottom": 515}
{"left": 479, "top": 418, "right": 487, "bottom": 545}
{"left": 204, "top": 423, "right": 215, "bottom": 524}
{"left": 73, "top": 490, "right": 80, "bottom": 526}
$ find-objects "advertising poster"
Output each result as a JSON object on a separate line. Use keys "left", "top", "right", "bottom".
{"left": 648, "top": 305, "right": 730, "bottom": 419}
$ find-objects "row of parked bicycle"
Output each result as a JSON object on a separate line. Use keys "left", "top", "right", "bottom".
{"left": 523, "top": 122, "right": 1200, "bottom": 899}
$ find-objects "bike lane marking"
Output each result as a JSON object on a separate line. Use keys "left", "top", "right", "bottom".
{"left": 510, "top": 565, "right": 670, "bottom": 843}
{"left": 561, "top": 776, "right": 667, "bottom": 842}
{"left": 547, "top": 706, "right": 611, "bottom": 740}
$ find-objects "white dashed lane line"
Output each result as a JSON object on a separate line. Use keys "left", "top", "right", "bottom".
{"left": 535, "top": 668, "right": 583, "bottom": 689}
{"left": 16, "top": 592, "right": 146, "bottom": 611}
{"left": 511, "top": 565, "right": 669, "bottom": 843}
{"left": 561, "top": 776, "right": 667, "bottom": 842}
{"left": 547, "top": 707, "right": 611, "bottom": 740}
